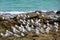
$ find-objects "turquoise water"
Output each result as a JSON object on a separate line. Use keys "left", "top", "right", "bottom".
{"left": 0, "top": 0, "right": 60, "bottom": 11}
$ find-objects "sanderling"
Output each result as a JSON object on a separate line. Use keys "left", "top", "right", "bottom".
{"left": 11, "top": 26, "right": 20, "bottom": 33}
{"left": 14, "top": 34, "right": 20, "bottom": 37}
{"left": 40, "top": 27, "right": 45, "bottom": 33}
{"left": 31, "top": 19, "right": 34, "bottom": 23}
{"left": 46, "top": 27, "right": 50, "bottom": 33}
{"left": 35, "top": 28, "right": 40, "bottom": 35}
{"left": 21, "top": 32, "right": 25, "bottom": 36}
{"left": 54, "top": 22, "right": 58, "bottom": 29}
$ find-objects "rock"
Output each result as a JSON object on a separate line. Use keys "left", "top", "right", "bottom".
{"left": 26, "top": 13, "right": 38, "bottom": 19}
{"left": 56, "top": 11, "right": 60, "bottom": 15}
{"left": 0, "top": 16, "right": 4, "bottom": 21}
{"left": 46, "top": 11, "right": 55, "bottom": 15}
{"left": 35, "top": 10, "right": 41, "bottom": 13}
{"left": 57, "top": 17, "right": 60, "bottom": 23}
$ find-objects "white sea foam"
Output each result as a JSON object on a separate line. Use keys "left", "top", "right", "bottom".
{"left": 0, "top": 10, "right": 57, "bottom": 15}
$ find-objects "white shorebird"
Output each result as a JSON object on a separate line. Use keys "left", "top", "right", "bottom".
{"left": 36, "top": 11, "right": 41, "bottom": 15}
{"left": 23, "top": 15, "right": 27, "bottom": 19}
{"left": 31, "top": 25, "right": 34, "bottom": 28}
{"left": 22, "top": 21, "right": 26, "bottom": 25}
{"left": 40, "top": 27, "right": 45, "bottom": 33}
{"left": 2, "top": 17, "right": 5, "bottom": 19}
{"left": 5, "top": 30, "right": 13, "bottom": 36}
{"left": 15, "top": 25, "right": 19, "bottom": 28}
{"left": 21, "top": 25, "right": 27, "bottom": 33}
{"left": 42, "top": 14, "right": 44, "bottom": 17}
{"left": 46, "top": 20, "right": 50, "bottom": 27}
{"left": 0, "top": 30, "right": 13, "bottom": 37}
{"left": 14, "top": 34, "right": 20, "bottom": 37}
{"left": 25, "top": 24, "right": 32, "bottom": 32}
{"left": 38, "top": 19, "right": 41, "bottom": 22}
{"left": 35, "top": 19, "right": 41, "bottom": 26}
{"left": 20, "top": 19, "right": 23, "bottom": 22}
{"left": 35, "top": 27, "right": 40, "bottom": 34}
{"left": 43, "top": 24, "right": 47, "bottom": 28}
{"left": 31, "top": 19, "right": 34, "bottom": 23}
{"left": 11, "top": 26, "right": 20, "bottom": 33}
{"left": 21, "top": 32, "right": 25, "bottom": 36}
{"left": 27, "top": 22, "right": 30, "bottom": 25}
{"left": 45, "top": 27, "right": 50, "bottom": 33}
{"left": 27, "top": 15, "right": 30, "bottom": 18}
{"left": 27, "top": 19, "right": 30, "bottom": 22}
{"left": 54, "top": 22, "right": 58, "bottom": 29}
{"left": 55, "top": 28, "right": 58, "bottom": 32}
{"left": 0, "top": 32, "right": 5, "bottom": 37}
{"left": 24, "top": 20, "right": 26, "bottom": 23}
{"left": 35, "top": 29, "right": 40, "bottom": 35}
{"left": 17, "top": 14, "right": 20, "bottom": 19}
{"left": 54, "top": 22, "right": 59, "bottom": 32}
{"left": 20, "top": 14, "right": 23, "bottom": 16}
{"left": 47, "top": 22, "right": 50, "bottom": 27}
{"left": 1, "top": 30, "right": 13, "bottom": 37}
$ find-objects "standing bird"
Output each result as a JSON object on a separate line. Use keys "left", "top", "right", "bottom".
{"left": 11, "top": 26, "right": 20, "bottom": 33}
{"left": 4, "top": 30, "right": 13, "bottom": 37}
{"left": 45, "top": 27, "right": 50, "bottom": 33}
{"left": 25, "top": 24, "right": 32, "bottom": 32}
{"left": 54, "top": 22, "right": 59, "bottom": 32}
{"left": 21, "top": 25, "right": 27, "bottom": 33}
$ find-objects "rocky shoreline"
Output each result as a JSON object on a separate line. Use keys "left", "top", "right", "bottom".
{"left": 0, "top": 10, "right": 60, "bottom": 40}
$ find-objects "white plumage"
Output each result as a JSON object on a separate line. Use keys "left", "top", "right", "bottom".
{"left": 4, "top": 30, "right": 13, "bottom": 37}
{"left": 11, "top": 26, "right": 20, "bottom": 33}
{"left": 15, "top": 25, "right": 19, "bottom": 28}
{"left": 25, "top": 24, "right": 31, "bottom": 32}
{"left": 21, "top": 32, "right": 25, "bottom": 36}
{"left": 14, "top": 34, "right": 20, "bottom": 37}
{"left": 0, "top": 32, "right": 4, "bottom": 37}
{"left": 31, "top": 19, "right": 34, "bottom": 23}
{"left": 46, "top": 27, "right": 50, "bottom": 33}
{"left": 21, "top": 25, "right": 27, "bottom": 33}
{"left": 54, "top": 22, "right": 58, "bottom": 29}
{"left": 43, "top": 25, "right": 46, "bottom": 28}
{"left": 40, "top": 28, "right": 45, "bottom": 33}
{"left": 35, "top": 28, "right": 40, "bottom": 34}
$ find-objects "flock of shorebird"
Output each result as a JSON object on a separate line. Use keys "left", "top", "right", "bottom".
{"left": 0, "top": 11, "right": 59, "bottom": 38}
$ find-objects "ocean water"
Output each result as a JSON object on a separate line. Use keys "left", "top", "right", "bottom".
{"left": 0, "top": 0, "right": 60, "bottom": 11}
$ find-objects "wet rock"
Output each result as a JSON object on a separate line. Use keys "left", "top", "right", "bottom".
{"left": 26, "top": 13, "right": 38, "bottom": 19}
{"left": 56, "top": 11, "right": 60, "bottom": 15}
{"left": 57, "top": 17, "right": 60, "bottom": 23}
{"left": 46, "top": 11, "right": 55, "bottom": 15}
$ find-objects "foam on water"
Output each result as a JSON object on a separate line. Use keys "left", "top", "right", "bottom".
{"left": 0, "top": 10, "right": 57, "bottom": 15}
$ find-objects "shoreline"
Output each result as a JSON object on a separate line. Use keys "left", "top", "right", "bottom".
{"left": 0, "top": 10, "right": 57, "bottom": 14}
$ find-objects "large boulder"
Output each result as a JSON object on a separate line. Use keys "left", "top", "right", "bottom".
{"left": 56, "top": 11, "right": 60, "bottom": 15}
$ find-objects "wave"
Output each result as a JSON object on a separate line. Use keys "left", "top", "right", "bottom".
{"left": 0, "top": 10, "right": 58, "bottom": 15}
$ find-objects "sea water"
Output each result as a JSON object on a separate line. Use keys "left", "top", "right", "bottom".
{"left": 0, "top": 0, "right": 60, "bottom": 11}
